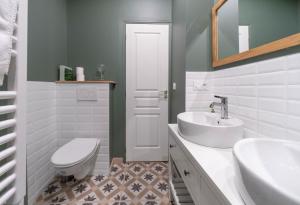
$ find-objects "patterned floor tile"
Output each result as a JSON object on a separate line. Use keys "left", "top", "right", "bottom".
{"left": 141, "top": 191, "right": 160, "bottom": 201}
{"left": 139, "top": 201, "right": 161, "bottom": 205}
{"left": 78, "top": 191, "right": 100, "bottom": 204}
{"left": 72, "top": 181, "right": 92, "bottom": 198}
{"left": 36, "top": 160, "right": 170, "bottom": 205}
{"left": 91, "top": 174, "right": 107, "bottom": 186}
{"left": 126, "top": 179, "right": 146, "bottom": 197}
{"left": 111, "top": 191, "right": 131, "bottom": 202}
{"left": 141, "top": 162, "right": 153, "bottom": 168}
{"left": 108, "top": 201, "right": 132, "bottom": 205}
{"left": 128, "top": 163, "right": 145, "bottom": 176}
{"left": 140, "top": 171, "right": 157, "bottom": 185}
{"left": 150, "top": 163, "right": 167, "bottom": 176}
{"left": 98, "top": 179, "right": 119, "bottom": 197}
{"left": 42, "top": 181, "right": 63, "bottom": 199}
{"left": 45, "top": 192, "right": 70, "bottom": 205}
{"left": 153, "top": 179, "right": 169, "bottom": 195}
{"left": 110, "top": 163, "right": 124, "bottom": 176}
{"left": 115, "top": 171, "right": 130, "bottom": 185}
{"left": 120, "top": 171, "right": 134, "bottom": 185}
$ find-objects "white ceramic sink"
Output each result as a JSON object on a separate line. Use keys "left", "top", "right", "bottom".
{"left": 177, "top": 112, "right": 244, "bottom": 148}
{"left": 233, "top": 138, "right": 300, "bottom": 205}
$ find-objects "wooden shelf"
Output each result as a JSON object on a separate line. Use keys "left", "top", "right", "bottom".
{"left": 56, "top": 80, "right": 116, "bottom": 86}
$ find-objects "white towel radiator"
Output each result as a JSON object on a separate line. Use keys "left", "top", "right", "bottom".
{"left": 0, "top": 0, "right": 27, "bottom": 204}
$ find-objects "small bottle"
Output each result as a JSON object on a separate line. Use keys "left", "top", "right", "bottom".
{"left": 96, "top": 64, "right": 105, "bottom": 80}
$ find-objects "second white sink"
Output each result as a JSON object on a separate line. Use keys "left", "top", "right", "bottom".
{"left": 233, "top": 138, "right": 300, "bottom": 205}
{"left": 177, "top": 112, "right": 244, "bottom": 148}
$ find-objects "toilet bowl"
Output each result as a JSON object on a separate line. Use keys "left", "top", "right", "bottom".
{"left": 51, "top": 138, "right": 100, "bottom": 180}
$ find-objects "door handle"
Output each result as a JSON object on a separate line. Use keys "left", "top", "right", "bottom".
{"left": 160, "top": 90, "right": 168, "bottom": 99}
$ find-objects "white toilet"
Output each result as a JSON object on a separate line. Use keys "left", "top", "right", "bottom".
{"left": 51, "top": 138, "right": 100, "bottom": 180}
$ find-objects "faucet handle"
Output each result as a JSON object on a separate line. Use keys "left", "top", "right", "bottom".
{"left": 214, "top": 95, "right": 227, "bottom": 99}
{"left": 214, "top": 95, "right": 228, "bottom": 103}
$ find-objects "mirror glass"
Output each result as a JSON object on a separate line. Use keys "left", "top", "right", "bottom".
{"left": 185, "top": 0, "right": 211, "bottom": 70}
{"left": 218, "top": 0, "right": 300, "bottom": 59}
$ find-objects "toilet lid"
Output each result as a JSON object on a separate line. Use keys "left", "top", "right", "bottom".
{"left": 51, "top": 138, "right": 99, "bottom": 167}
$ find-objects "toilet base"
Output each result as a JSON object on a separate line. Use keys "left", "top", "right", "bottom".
{"left": 60, "top": 175, "right": 75, "bottom": 184}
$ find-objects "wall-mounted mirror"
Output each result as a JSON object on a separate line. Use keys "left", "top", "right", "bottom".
{"left": 212, "top": 0, "right": 300, "bottom": 67}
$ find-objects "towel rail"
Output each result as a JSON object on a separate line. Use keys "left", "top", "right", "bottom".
{"left": 0, "top": 188, "right": 16, "bottom": 204}
{"left": 0, "top": 105, "right": 16, "bottom": 115}
{"left": 0, "top": 146, "right": 16, "bottom": 161}
{"left": 0, "top": 0, "right": 28, "bottom": 203}
{"left": 0, "top": 133, "right": 16, "bottom": 145}
{"left": 0, "top": 119, "right": 16, "bottom": 130}
{"left": 0, "top": 160, "right": 16, "bottom": 177}
{"left": 0, "top": 174, "right": 16, "bottom": 193}
{"left": 0, "top": 91, "right": 16, "bottom": 99}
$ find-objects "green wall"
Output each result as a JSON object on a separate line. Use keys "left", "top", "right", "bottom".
{"left": 239, "top": 0, "right": 299, "bottom": 49}
{"left": 28, "top": 0, "right": 68, "bottom": 81}
{"left": 170, "top": 0, "right": 213, "bottom": 122}
{"left": 27, "top": 0, "right": 211, "bottom": 156}
{"left": 171, "top": 0, "right": 187, "bottom": 123}
{"left": 28, "top": 0, "right": 300, "bottom": 160}
{"left": 66, "top": 0, "right": 172, "bottom": 159}
{"left": 28, "top": 0, "right": 173, "bottom": 159}
{"left": 171, "top": 0, "right": 213, "bottom": 73}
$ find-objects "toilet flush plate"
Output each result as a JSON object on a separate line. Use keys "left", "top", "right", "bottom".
{"left": 76, "top": 88, "right": 97, "bottom": 101}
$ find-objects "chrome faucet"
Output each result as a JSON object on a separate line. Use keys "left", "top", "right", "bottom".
{"left": 209, "top": 95, "right": 228, "bottom": 119}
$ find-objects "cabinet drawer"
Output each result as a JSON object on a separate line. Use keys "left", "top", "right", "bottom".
{"left": 169, "top": 134, "right": 224, "bottom": 205}
{"left": 179, "top": 159, "right": 202, "bottom": 204}
{"left": 169, "top": 134, "right": 178, "bottom": 158}
{"left": 169, "top": 135, "right": 201, "bottom": 203}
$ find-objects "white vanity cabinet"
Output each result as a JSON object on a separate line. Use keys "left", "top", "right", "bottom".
{"left": 168, "top": 125, "right": 237, "bottom": 205}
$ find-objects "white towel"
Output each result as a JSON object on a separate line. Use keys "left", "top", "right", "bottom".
{"left": 0, "top": 0, "right": 18, "bottom": 86}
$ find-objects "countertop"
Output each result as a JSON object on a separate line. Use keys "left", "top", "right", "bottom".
{"left": 169, "top": 124, "right": 245, "bottom": 205}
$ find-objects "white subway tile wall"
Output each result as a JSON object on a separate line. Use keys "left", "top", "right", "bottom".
{"left": 27, "top": 82, "right": 57, "bottom": 205}
{"left": 56, "top": 84, "right": 110, "bottom": 175}
{"left": 186, "top": 72, "right": 214, "bottom": 112}
{"left": 186, "top": 52, "right": 300, "bottom": 141}
{"left": 27, "top": 82, "right": 110, "bottom": 204}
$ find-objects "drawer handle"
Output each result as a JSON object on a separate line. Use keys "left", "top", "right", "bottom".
{"left": 169, "top": 144, "right": 175, "bottom": 148}
{"left": 184, "top": 170, "right": 190, "bottom": 176}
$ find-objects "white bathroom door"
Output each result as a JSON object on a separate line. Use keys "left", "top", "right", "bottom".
{"left": 126, "top": 24, "right": 169, "bottom": 161}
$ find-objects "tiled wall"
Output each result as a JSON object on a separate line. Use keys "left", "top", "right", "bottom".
{"left": 186, "top": 72, "right": 214, "bottom": 112}
{"left": 186, "top": 52, "right": 300, "bottom": 141}
{"left": 27, "top": 82, "right": 57, "bottom": 205}
{"left": 27, "top": 82, "right": 110, "bottom": 204}
{"left": 56, "top": 84, "right": 110, "bottom": 175}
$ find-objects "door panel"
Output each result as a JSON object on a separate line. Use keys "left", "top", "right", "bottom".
{"left": 126, "top": 24, "right": 169, "bottom": 161}
{"left": 136, "top": 116, "right": 159, "bottom": 147}
{"left": 135, "top": 98, "right": 160, "bottom": 108}
{"left": 136, "top": 33, "right": 160, "bottom": 90}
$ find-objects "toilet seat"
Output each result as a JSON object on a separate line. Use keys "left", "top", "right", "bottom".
{"left": 51, "top": 138, "right": 99, "bottom": 168}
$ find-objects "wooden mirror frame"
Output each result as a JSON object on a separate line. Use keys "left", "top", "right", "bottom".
{"left": 212, "top": 0, "right": 300, "bottom": 68}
